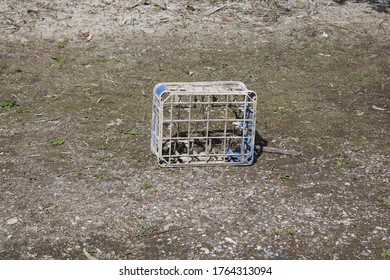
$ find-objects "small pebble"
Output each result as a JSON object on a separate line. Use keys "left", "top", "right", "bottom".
{"left": 200, "top": 247, "right": 209, "bottom": 254}
{"left": 6, "top": 217, "right": 18, "bottom": 225}
{"left": 224, "top": 237, "right": 237, "bottom": 245}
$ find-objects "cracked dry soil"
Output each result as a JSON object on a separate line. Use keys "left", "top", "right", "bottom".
{"left": 0, "top": 0, "right": 389, "bottom": 259}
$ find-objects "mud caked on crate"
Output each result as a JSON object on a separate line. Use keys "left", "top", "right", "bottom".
{"left": 151, "top": 81, "right": 257, "bottom": 167}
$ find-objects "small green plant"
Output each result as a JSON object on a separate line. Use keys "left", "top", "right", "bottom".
{"left": 96, "top": 154, "right": 110, "bottom": 162}
{"left": 258, "top": 170, "right": 268, "bottom": 177}
{"left": 379, "top": 77, "right": 386, "bottom": 90}
{"left": 52, "top": 55, "right": 65, "bottom": 63}
{"left": 381, "top": 249, "right": 390, "bottom": 258}
{"left": 137, "top": 225, "right": 155, "bottom": 237}
{"left": 147, "top": 188, "right": 159, "bottom": 196}
{"left": 125, "top": 130, "right": 138, "bottom": 137}
{"left": 219, "top": 60, "right": 228, "bottom": 68}
{"left": 93, "top": 173, "right": 106, "bottom": 180}
{"left": 274, "top": 227, "right": 295, "bottom": 236}
{"left": 271, "top": 10, "right": 278, "bottom": 22}
{"left": 263, "top": 54, "right": 273, "bottom": 67}
{"left": 96, "top": 57, "right": 108, "bottom": 63}
{"left": 292, "top": 102, "right": 300, "bottom": 111}
{"left": 57, "top": 37, "right": 69, "bottom": 49}
{"left": 284, "top": 227, "right": 295, "bottom": 235}
{"left": 86, "top": 247, "right": 97, "bottom": 255}
{"left": 317, "top": 135, "right": 328, "bottom": 144}
{"left": 356, "top": 75, "right": 364, "bottom": 81}
{"left": 180, "top": 14, "right": 189, "bottom": 28}
{"left": 15, "top": 108, "right": 30, "bottom": 114}
{"left": 98, "top": 144, "right": 107, "bottom": 151}
{"left": 274, "top": 229, "right": 282, "bottom": 236}
{"left": 279, "top": 173, "right": 292, "bottom": 180}
{"left": 114, "top": 58, "right": 121, "bottom": 64}
{"left": 277, "top": 106, "right": 287, "bottom": 115}
{"left": 0, "top": 99, "right": 16, "bottom": 110}
{"left": 141, "top": 181, "right": 153, "bottom": 190}
{"left": 315, "top": 159, "right": 324, "bottom": 166}
{"left": 122, "top": 18, "right": 138, "bottom": 27}
{"left": 156, "top": 165, "right": 171, "bottom": 172}
{"left": 85, "top": 88, "right": 95, "bottom": 95}
{"left": 336, "top": 156, "right": 346, "bottom": 167}
{"left": 380, "top": 197, "right": 390, "bottom": 209}
{"left": 128, "top": 18, "right": 138, "bottom": 26}
{"left": 50, "top": 137, "right": 65, "bottom": 146}
{"left": 184, "top": 67, "right": 195, "bottom": 76}
{"left": 129, "top": 154, "right": 142, "bottom": 163}
{"left": 142, "top": 184, "right": 158, "bottom": 195}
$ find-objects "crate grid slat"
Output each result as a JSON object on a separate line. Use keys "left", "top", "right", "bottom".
{"left": 151, "top": 81, "right": 257, "bottom": 167}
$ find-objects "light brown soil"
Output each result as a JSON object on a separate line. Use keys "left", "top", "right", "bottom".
{"left": 0, "top": 0, "right": 389, "bottom": 259}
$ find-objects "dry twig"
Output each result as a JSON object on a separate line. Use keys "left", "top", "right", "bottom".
{"left": 128, "top": 0, "right": 144, "bottom": 10}
{"left": 205, "top": 3, "right": 242, "bottom": 16}
{"left": 127, "top": 0, "right": 167, "bottom": 11}
{"left": 141, "top": 226, "right": 190, "bottom": 238}
{"left": 256, "top": 145, "right": 301, "bottom": 156}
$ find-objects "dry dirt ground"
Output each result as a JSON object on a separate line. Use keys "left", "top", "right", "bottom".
{"left": 0, "top": 0, "right": 389, "bottom": 260}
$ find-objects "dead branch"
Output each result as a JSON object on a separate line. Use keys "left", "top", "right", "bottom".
{"left": 127, "top": 0, "right": 145, "bottom": 10}
{"left": 328, "top": 23, "right": 361, "bottom": 36}
{"left": 378, "top": 16, "right": 389, "bottom": 39}
{"left": 127, "top": 0, "right": 166, "bottom": 11}
{"left": 256, "top": 145, "right": 301, "bottom": 156}
{"left": 260, "top": 2, "right": 274, "bottom": 21}
{"left": 205, "top": 3, "right": 242, "bottom": 16}
{"left": 141, "top": 226, "right": 190, "bottom": 238}
{"left": 153, "top": 0, "right": 167, "bottom": 10}
{"left": 56, "top": 166, "right": 95, "bottom": 177}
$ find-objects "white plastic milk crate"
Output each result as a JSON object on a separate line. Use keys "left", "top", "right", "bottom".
{"left": 151, "top": 81, "right": 257, "bottom": 167}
